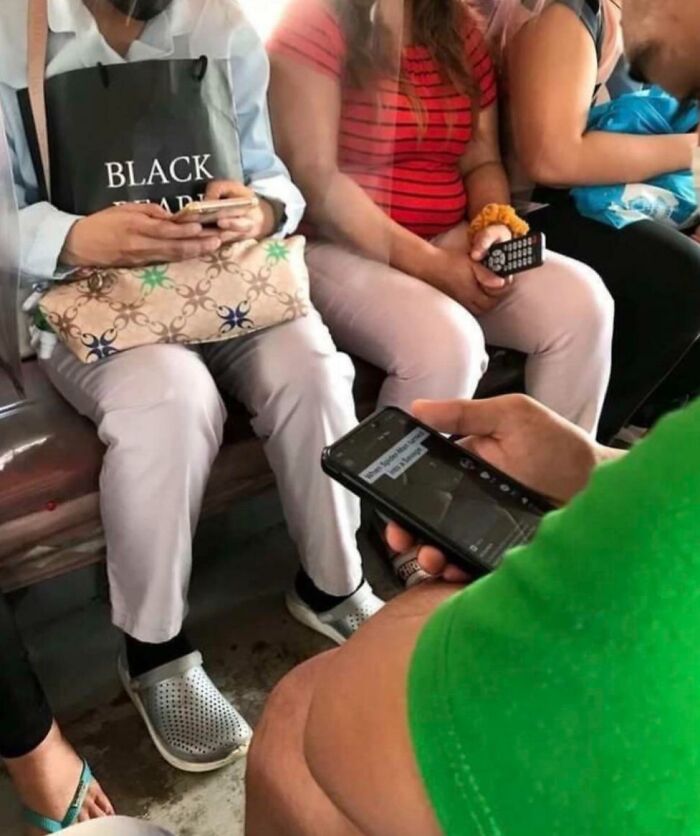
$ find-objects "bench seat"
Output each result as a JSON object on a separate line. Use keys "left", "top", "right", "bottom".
{"left": 0, "top": 351, "right": 524, "bottom": 591}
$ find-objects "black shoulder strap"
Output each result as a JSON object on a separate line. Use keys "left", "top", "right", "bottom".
{"left": 585, "top": 0, "right": 605, "bottom": 59}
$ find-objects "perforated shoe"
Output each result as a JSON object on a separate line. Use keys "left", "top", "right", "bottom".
{"left": 118, "top": 651, "right": 251, "bottom": 773}
{"left": 286, "top": 581, "right": 384, "bottom": 645}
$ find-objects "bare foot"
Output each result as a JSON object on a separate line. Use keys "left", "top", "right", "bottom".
{"left": 4, "top": 722, "right": 114, "bottom": 835}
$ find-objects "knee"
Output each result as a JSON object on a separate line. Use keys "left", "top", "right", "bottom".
{"left": 258, "top": 323, "right": 356, "bottom": 412}
{"left": 247, "top": 656, "right": 330, "bottom": 790}
{"left": 149, "top": 349, "right": 224, "bottom": 431}
{"left": 409, "top": 300, "right": 487, "bottom": 389}
{"left": 293, "top": 346, "right": 356, "bottom": 405}
{"left": 102, "top": 347, "right": 226, "bottom": 445}
{"left": 247, "top": 676, "right": 295, "bottom": 778}
{"left": 552, "top": 262, "right": 615, "bottom": 340}
{"left": 663, "top": 248, "right": 700, "bottom": 318}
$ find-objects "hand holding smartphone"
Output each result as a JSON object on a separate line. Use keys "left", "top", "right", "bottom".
{"left": 323, "top": 407, "right": 554, "bottom": 576}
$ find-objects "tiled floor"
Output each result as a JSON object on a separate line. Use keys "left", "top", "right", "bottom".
{"left": 0, "top": 492, "right": 398, "bottom": 835}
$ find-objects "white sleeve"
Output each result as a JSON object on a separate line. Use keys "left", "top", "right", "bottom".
{"left": 1, "top": 85, "right": 81, "bottom": 281}
{"left": 228, "top": 19, "right": 306, "bottom": 236}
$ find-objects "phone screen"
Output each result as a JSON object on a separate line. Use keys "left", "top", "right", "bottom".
{"left": 330, "top": 409, "right": 547, "bottom": 570}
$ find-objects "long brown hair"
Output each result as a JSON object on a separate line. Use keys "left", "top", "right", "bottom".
{"left": 334, "top": 0, "right": 482, "bottom": 121}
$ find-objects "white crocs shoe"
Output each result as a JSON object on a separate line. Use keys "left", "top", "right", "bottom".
{"left": 119, "top": 651, "right": 252, "bottom": 773}
{"left": 286, "top": 581, "right": 384, "bottom": 645}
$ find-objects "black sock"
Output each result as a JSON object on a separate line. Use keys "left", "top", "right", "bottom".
{"left": 294, "top": 569, "right": 364, "bottom": 614}
{"left": 125, "top": 630, "right": 194, "bottom": 678}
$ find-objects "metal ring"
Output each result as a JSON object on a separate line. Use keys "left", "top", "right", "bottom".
{"left": 87, "top": 274, "right": 104, "bottom": 293}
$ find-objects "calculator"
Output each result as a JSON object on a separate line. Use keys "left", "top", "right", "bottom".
{"left": 484, "top": 232, "right": 546, "bottom": 277}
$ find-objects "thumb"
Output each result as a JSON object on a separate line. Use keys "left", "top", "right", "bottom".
{"left": 412, "top": 398, "right": 509, "bottom": 439}
{"left": 461, "top": 434, "right": 502, "bottom": 467}
{"left": 473, "top": 263, "right": 507, "bottom": 290}
{"left": 470, "top": 227, "right": 501, "bottom": 261}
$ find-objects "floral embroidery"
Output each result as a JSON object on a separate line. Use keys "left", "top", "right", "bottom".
{"left": 82, "top": 330, "right": 120, "bottom": 362}
{"left": 265, "top": 241, "right": 289, "bottom": 264}
{"left": 139, "top": 265, "right": 171, "bottom": 292}
{"left": 217, "top": 302, "right": 254, "bottom": 334}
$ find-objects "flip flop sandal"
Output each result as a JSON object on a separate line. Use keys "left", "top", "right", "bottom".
{"left": 23, "top": 759, "right": 93, "bottom": 833}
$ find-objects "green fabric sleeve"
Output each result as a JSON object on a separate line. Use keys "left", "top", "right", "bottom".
{"left": 409, "top": 400, "right": 700, "bottom": 836}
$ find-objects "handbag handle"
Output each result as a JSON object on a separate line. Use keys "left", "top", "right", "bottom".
{"left": 26, "top": 0, "right": 51, "bottom": 199}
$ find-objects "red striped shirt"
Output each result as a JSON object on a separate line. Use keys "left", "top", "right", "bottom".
{"left": 270, "top": 0, "right": 498, "bottom": 238}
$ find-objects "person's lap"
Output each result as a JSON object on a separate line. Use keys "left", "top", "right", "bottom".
{"left": 42, "top": 310, "right": 348, "bottom": 425}
{"left": 306, "top": 225, "right": 612, "bottom": 430}
{"left": 40, "top": 310, "right": 362, "bottom": 633}
{"left": 529, "top": 198, "right": 700, "bottom": 437}
{"left": 306, "top": 239, "right": 489, "bottom": 410}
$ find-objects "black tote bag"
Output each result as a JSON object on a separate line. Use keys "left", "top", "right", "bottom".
{"left": 20, "top": 56, "right": 243, "bottom": 216}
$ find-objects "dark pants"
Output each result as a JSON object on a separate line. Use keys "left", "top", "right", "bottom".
{"left": 638, "top": 340, "right": 700, "bottom": 421}
{"left": 0, "top": 592, "right": 53, "bottom": 759}
{"left": 530, "top": 196, "right": 700, "bottom": 441}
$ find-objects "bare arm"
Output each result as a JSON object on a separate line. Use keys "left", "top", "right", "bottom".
{"left": 507, "top": 4, "right": 695, "bottom": 187}
{"left": 460, "top": 101, "right": 511, "bottom": 216}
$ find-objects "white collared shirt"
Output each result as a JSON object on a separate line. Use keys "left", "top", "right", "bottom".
{"left": 0, "top": 0, "right": 305, "bottom": 281}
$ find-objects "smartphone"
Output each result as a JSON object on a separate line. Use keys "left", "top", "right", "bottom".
{"left": 174, "top": 196, "right": 259, "bottom": 225}
{"left": 322, "top": 407, "right": 554, "bottom": 576}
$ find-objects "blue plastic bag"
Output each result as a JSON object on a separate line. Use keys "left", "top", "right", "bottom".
{"left": 571, "top": 88, "right": 699, "bottom": 229}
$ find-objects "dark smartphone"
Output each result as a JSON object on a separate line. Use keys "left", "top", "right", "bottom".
{"left": 322, "top": 407, "right": 554, "bottom": 576}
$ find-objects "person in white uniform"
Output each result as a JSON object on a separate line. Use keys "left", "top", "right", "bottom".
{"left": 0, "top": 0, "right": 383, "bottom": 773}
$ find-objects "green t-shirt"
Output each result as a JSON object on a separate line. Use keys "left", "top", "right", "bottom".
{"left": 409, "top": 399, "right": 700, "bottom": 835}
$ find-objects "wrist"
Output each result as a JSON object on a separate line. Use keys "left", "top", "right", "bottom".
{"left": 562, "top": 441, "right": 625, "bottom": 504}
{"left": 60, "top": 217, "right": 89, "bottom": 267}
{"left": 594, "top": 443, "right": 627, "bottom": 467}
{"left": 259, "top": 197, "right": 286, "bottom": 237}
{"left": 469, "top": 204, "right": 529, "bottom": 238}
{"left": 683, "top": 133, "right": 698, "bottom": 167}
{"left": 405, "top": 241, "right": 449, "bottom": 282}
